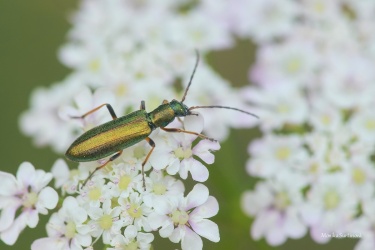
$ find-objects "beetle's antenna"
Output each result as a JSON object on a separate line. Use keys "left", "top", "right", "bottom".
{"left": 181, "top": 50, "right": 199, "bottom": 103}
{"left": 189, "top": 105, "right": 259, "bottom": 118}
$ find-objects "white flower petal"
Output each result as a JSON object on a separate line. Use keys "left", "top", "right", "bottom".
{"left": 51, "top": 159, "right": 70, "bottom": 188}
{"left": 184, "top": 112, "right": 204, "bottom": 134}
{"left": 148, "top": 212, "right": 170, "bottom": 230}
{"left": 169, "top": 226, "right": 183, "bottom": 243}
{"left": 266, "top": 225, "right": 287, "bottom": 246}
{"left": 188, "top": 159, "right": 209, "bottom": 182}
{"left": 124, "top": 225, "right": 137, "bottom": 239}
{"left": 167, "top": 159, "right": 180, "bottom": 175}
{"left": 16, "top": 162, "right": 36, "bottom": 188}
{"left": 0, "top": 204, "right": 18, "bottom": 231}
{"left": 181, "top": 226, "right": 203, "bottom": 250}
{"left": 159, "top": 222, "right": 174, "bottom": 238}
{"left": 137, "top": 232, "right": 154, "bottom": 244}
{"left": 31, "top": 237, "right": 67, "bottom": 250}
{"left": 284, "top": 211, "right": 307, "bottom": 239}
{"left": 26, "top": 209, "right": 39, "bottom": 228}
{"left": 73, "top": 233, "right": 92, "bottom": 247}
{"left": 190, "top": 219, "right": 220, "bottom": 242}
{"left": 185, "top": 184, "right": 209, "bottom": 211}
{"left": 37, "top": 187, "right": 58, "bottom": 211}
{"left": 190, "top": 196, "right": 219, "bottom": 219}
{"left": 0, "top": 172, "right": 18, "bottom": 195}
{"left": 192, "top": 140, "right": 220, "bottom": 164}
{"left": 0, "top": 212, "right": 28, "bottom": 245}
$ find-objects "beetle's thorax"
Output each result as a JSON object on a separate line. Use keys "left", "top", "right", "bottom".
{"left": 148, "top": 100, "right": 189, "bottom": 128}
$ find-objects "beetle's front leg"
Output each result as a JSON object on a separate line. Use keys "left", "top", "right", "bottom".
{"left": 160, "top": 127, "right": 217, "bottom": 142}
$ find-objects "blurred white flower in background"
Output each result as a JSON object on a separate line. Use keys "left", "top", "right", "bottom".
{"left": 238, "top": 0, "right": 375, "bottom": 248}
{"left": 8, "top": 0, "right": 375, "bottom": 249}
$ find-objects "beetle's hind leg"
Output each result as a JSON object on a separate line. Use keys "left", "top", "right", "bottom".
{"left": 82, "top": 150, "right": 123, "bottom": 187}
{"left": 141, "top": 137, "right": 155, "bottom": 190}
{"left": 71, "top": 103, "right": 118, "bottom": 120}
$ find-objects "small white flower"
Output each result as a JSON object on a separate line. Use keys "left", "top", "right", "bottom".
{"left": 246, "top": 134, "right": 308, "bottom": 177}
{"left": 300, "top": 174, "right": 358, "bottom": 243}
{"left": 242, "top": 171, "right": 308, "bottom": 246}
{"left": 108, "top": 225, "right": 154, "bottom": 250}
{"left": 86, "top": 199, "right": 123, "bottom": 244}
{"left": 243, "top": 86, "right": 309, "bottom": 132}
{"left": 118, "top": 193, "right": 153, "bottom": 232}
{"left": 148, "top": 184, "right": 219, "bottom": 250}
{"left": 229, "top": 0, "right": 298, "bottom": 42}
{"left": 142, "top": 170, "right": 185, "bottom": 208}
{"left": 31, "top": 196, "right": 91, "bottom": 250}
{"left": 0, "top": 162, "right": 58, "bottom": 245}
{"left": 150, "top": 115, "right": 220, "bottom": 182}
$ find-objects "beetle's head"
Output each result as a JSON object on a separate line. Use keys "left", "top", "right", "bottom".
{"left": 170, "top": 99, "right": 192, "bottom": 117}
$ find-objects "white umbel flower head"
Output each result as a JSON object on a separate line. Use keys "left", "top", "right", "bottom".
{"left": 0, "top": 162, "right": 58, "bottom": 245}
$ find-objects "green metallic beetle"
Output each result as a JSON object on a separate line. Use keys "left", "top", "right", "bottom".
{"left": 65, "top": 52, "right": 258, "bottom": 187}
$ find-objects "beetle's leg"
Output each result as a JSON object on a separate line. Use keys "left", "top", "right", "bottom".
{"left": 140, "top": 101, "right": 145, "bottom": 110}
{"left": 160, "top": 127, "right": 217, "bottom": 142}
{"left": 142, "top": 137, "right": 155, "bottom": 190}
{"left": 82, "top": 150, "right": 123, "bottom": 187}
{"left": 71, "top": 103, "right": 118, "bottom": 120}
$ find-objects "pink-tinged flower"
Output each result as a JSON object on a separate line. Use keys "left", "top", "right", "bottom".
{"left": 108, "top": 225, "right": 154, "bottom": 250}
{"left": 0, "top": 162, "right": 58, "bottom": 245}
{"left": 31, "top": 196, "right": 92, "bottom": 250}
{"left": 242, "top": 171, "right": 308, "bottom": 246}
{"left": 300, "top": 173, "right": 358, "bottom": 243}
{"left": 242, "top": 86, "right": 308, "bottom": 132}
{"left": 246, "top": 134, "right": 308, "bottom": 178}
{"left": 148, "top": 184, "right": 220, "bottom": 250}
{"left": 149, "top": 114, "right": 220, "bottom": 182}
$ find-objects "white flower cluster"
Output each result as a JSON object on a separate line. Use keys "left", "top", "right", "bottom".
{"left": 40, "top": 128, "right": 219, "bottom": 250}
{"left": 1, "top": 115, "right": 220, "bottom": 250}
{"left": 10, "top": 1, "right": 260, "bottom": 249}
{"left": 237, "top": 0, "right": 375, "bottom": 249}
{"left": 19, "top": 0, "right": 251, "bottom": 154}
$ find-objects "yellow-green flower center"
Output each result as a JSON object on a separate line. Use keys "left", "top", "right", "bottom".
{"left": 277, "top": 104, "right": 290, "bottom": 114}
{"left": 286, "top": 57, "right": 302, "bottom": 73}
{"left": 365, "top": 119, "right": 375, "bottom": 130}
{"left": 89, "top": 187, "right": 102, "bottom": 201}
{"left": 127, "top": 204, "right": 142, "bottom": 218}
{"left": 321, "top": 114, "right": 331, "bottom": 125}
{"left": 275, "top": 147, "right": 291, "bottom": 160}
{"left": 23, "top": 191, "right": 38, "bottom": 208}
{"left": 89, "top": 59, "right": 100, "bottom": 72}
{"left": 134, "top": 146, "right": 146, "bottom": 159}
{"left": 171, "top": 210, "right": 189, "bottom": 225}
{"left": 352, "top": 168, "right": 366, "bottom": 185}
{"left": 70, "top": 169, "right": 80, "bottom": 179}
{"left": 324, "top": 190, "right": 340, "bottom": 210}
{"left": 153, "top": 183, "right": 167, "bottom": 195}
{"left": 119, "top": 175, "right": 131, "bottom": 190}
{"left": 274, "top": 191, "right": 291, "bottom": 210}
{"left": 174, "top": 147, "right": 192, "bottom": 160}
{"left": 124, "top": 241, "right": 138, "bottom": 250}
{"left": 65, "top": 221, "right": 76, "bottom": 239}
{"left": 99, "top": 214, "right": 113, "bottom": 230}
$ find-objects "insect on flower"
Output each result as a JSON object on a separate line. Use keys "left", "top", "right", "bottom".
{"left": 65, "top": 51, "right": 258, "bottom": 188}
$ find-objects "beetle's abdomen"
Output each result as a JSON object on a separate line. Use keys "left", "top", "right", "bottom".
{"left": 66, "top": 110, "right": 152, "bottom": 162}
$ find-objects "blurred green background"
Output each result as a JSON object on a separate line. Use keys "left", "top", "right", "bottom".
{"left": 0, "top": 1, "right": 358, "bottom": 249}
